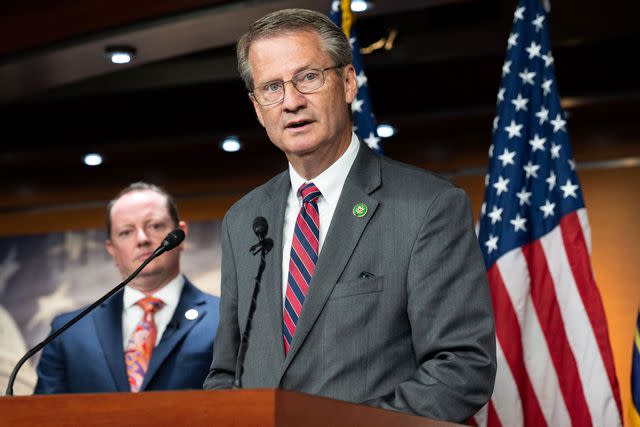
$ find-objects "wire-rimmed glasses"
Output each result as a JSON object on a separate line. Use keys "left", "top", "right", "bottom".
{"left": 250, "top": 65, "right": 344, "bottom": 106}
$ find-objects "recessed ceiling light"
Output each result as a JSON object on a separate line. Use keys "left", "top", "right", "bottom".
{"left": 376, "top": 123, "right": 396, "bottom": 138}
{"left": 351, "top": 0, "right": 371, "bottom": 12}
{"left": 83, "top": 153, "right": 103, "bottom": 166}
{"left": 221, "top": 136, "right": 241, "bottom": 152}
{"left": 105, "top": 45, "right": 136, "bottom": 64}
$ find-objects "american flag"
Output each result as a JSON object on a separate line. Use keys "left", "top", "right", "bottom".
{"left": 476, "top": 0, "right": 622, "bottom": 425}
{"left": 329, "top": 0, "right": 381, "bottom": 153}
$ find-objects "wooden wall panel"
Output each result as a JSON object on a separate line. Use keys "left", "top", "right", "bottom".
{"left": 0, "top": 193, "right": 241, "bottom": 237}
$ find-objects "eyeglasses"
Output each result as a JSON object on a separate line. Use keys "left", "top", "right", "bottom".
{"left": 250, "top": 65, "right": 344, "bottom": 106}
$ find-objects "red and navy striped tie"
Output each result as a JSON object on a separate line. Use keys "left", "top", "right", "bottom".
{"left": 283, "top": 182, "right": 321, "bottom": 354}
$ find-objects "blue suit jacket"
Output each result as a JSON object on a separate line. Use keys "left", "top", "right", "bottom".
{"left": 35, "top": 278, "right": 219, "bottom": 393}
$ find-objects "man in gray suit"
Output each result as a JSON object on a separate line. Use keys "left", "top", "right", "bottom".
{"left": 204, "top": 8, "right": 496, "bottom": 422}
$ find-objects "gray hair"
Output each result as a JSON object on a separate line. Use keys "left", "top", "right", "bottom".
{"left": 105, "top": 182, "right": 179, "bottom": 238}
{"left": 236, "top": 8, "right": 353, "bottom": 90}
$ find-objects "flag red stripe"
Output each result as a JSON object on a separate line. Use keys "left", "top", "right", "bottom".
{"left": 487, "top": 264, "right": 546, "bottom": 426}
{"left": 487, "top": 401, "right": 502, "bottom": 427}
{"left": 522, "top": 240, "right": 593, "bottom": 426}
{"left": 559, "top": 211, "right": 623, "bottom": 415}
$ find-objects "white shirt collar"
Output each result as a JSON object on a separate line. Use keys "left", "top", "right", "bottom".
{"left": 288, "top": 132, "right": 360, "bottom": 206}
{"left": 123, "top": 274, "right": 185, "bottom": 309}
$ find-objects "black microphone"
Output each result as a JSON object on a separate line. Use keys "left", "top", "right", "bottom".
{"left": 234, "top": 217, "right": 273, "bottom": 389}
{"left": 153, "top": 229, "right": 185, "bottom": 257}
{"left": 249, "top": 217, "right": 273, "bottom": 255}
{"left": 4, "top": 229, "right": 186, "bottom": 396}
{"left": 253, "top": 217, "right": 268, "bottom": 241}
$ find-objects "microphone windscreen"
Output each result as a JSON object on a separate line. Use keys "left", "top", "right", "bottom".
{"left": 253, "top": 217, "right": 268, "bottom": 239}
{"left": 162, "top": 229, "right": 186, "bottom": 251}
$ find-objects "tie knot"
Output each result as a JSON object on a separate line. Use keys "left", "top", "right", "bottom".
{"left": 137, "top": 297, "right": 164, "bottom": 314}
{"left": 298, "top": 182, "right": 321, "bottom": 204}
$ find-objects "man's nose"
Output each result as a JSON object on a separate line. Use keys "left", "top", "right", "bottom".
{"left": 135, "top": 227, "right": 151, "bottom": 245}
{"left": 282, "top": 81, "right": 307, "bottom": 112}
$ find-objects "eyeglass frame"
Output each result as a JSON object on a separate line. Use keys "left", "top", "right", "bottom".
{"left": 249, "top": 64, "right": 346, "bottom": 106}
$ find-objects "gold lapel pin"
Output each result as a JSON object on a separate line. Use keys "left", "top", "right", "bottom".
{"left": 352, "top": 202, "right": 368, "bottom": 218}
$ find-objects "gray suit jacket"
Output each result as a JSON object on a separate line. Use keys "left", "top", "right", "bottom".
{"left": 204, "top": 142, "right": 496, "bottom": 422}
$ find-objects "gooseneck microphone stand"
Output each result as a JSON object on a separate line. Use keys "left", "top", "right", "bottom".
{"left": 5, "top": 229, "right": 185, "bottom": 396}
{"left": 234, "top": 217, "right": 273, "bottom": 389}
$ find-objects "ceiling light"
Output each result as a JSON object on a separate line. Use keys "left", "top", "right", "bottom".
{"left": 376, "top": 124, "right": 396, "bottom": 138}
{"left": 105, "top": 45, "right": 136, "bottom": 64}
{"left": 351, "top": 0, "right": 371, "bottom": 12}
{"left": 83, "top": 153, "right": 103, "bottom": 166}
{"left": 221, "top": 136, "right": 241, "bottom": 152}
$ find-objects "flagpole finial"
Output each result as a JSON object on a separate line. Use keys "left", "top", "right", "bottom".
{"left": 542, "top": 0, "right": 551, "bottom": 13}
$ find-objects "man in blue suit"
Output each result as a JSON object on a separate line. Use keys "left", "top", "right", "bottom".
{"left": 35, "top": 182, "right": 219, "bottom": 393}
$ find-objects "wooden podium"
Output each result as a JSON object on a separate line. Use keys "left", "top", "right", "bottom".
{"left": 0, "top": 389, "right": 463, "bottom": 426}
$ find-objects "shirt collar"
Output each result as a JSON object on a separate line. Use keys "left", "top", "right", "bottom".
{"left": 288, "top": 132, "right": 360, "bottom": 206}
{"left": 123, "top": 274, "right": 185, "bottom": 309}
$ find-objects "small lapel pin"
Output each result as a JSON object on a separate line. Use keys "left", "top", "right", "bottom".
{"left": 352, "top": 202, "right": 368, "bottom": 218}
{"left": 184, "top": 308, "right": 199, "bottom": 320}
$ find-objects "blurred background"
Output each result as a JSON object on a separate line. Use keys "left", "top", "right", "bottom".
{"left": 0, "top": 0, "right": 638, "bottom": 416}
{"left": 1, "top": 0, "right": 638, "bottom": 224}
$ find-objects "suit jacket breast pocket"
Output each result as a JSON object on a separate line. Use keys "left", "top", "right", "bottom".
{"left": 329, "top": 275, "right": 383, "bottom": 300}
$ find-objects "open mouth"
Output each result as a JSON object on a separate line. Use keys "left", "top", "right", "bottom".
{"left": 286, "top": 120, "right": 312, "bottom": 129}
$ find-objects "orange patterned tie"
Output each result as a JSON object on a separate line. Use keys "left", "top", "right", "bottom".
{"left": 124, "top": 296, "right": 164, "bottom": 392}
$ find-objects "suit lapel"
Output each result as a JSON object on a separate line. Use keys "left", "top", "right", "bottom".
{"left": 260, "top": 172, "right": 289, "bottom": 365}
{"left": 141, "top": 279, "right": 206, "bottom": 391}
{"left": 281, "top": 144, "right": 381, "bottom": 376}
{"left": 93, "top": 290, "right": 129, "bottom": 392}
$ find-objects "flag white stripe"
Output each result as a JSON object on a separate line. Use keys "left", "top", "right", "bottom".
{"left": 497, "top": 249, "right": 572, "bottom": 427}
{"left": 473, "top": 403, "right": 489, "bottom": 427}
{"left": 490, "top": 339, "right": 523, "bottom": 427}
{"left": 496, "top": 249, "right": 530, "bottom": 326}
{"left": 576, "top": 208, "right": 592, "bottom": 255}
{"left": 539, "top": 224, "right": 622, "bottom": 426}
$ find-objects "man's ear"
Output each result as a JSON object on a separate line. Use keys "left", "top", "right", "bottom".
{"left": 105, "top": 239, "right": 115, "bottom": 258}
{"left": 177, "top": 220, "right": 189, "bottom": 253}
{"left": 343, "top": 64, "right": 358, "bottom": 104}
{"left": 250, "top": 94, "right": 266, "bottom": 128}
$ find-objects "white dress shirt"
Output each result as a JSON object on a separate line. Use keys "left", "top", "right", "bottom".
{"left": 281, "top": 132, "right": 360, "bottom": 305}
{"left": 122, "top": 274, "right": 184, "bottom": 347}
